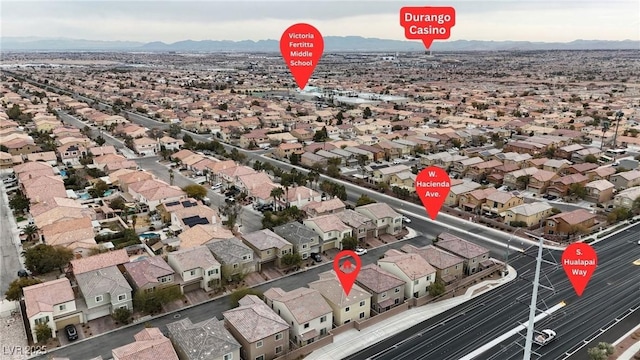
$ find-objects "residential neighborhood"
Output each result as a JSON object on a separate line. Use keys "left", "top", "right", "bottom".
{"left": 0, "top": 46, "right": 639, "bottom": 360}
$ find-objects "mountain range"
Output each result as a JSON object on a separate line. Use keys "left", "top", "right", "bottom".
{"left": 1, "top": 36, "right": 638, "bottom": 52}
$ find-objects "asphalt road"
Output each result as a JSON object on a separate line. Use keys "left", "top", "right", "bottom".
{"left": 345, "top": 225, "right": 640, "bottom": 360}
{"left": 0, "top": 181, "right": 22, "bottom": 295}
{"left": 35, "top": 235, "right": 438, "bottom": 360}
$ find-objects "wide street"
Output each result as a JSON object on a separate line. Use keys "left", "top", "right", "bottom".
{"left": 345, "top": 225, "right": 640, "bottom": 360}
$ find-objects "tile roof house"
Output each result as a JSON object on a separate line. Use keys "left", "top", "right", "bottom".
{"left": 355, "top": 264, "right": 406, "bottom": 313}
{"left": 337, "top": 209, "right": 378, "bottom": 242}
{"left": 75, "top": 266, "right": 133, "bottom": 321}
{"left": 610, "top": 169, "right": 640, "bottom": 191}
{"left": 133, "top": 137, "right": 159, "bottom": 156}
{"left": 503, "top": 202, "right": 554, "bottom": 227}
{"left": 544, "top": 209, "right": 597, "bottom": 236}
{"left": 445, "top": 181, "right": 482, "bottom": 206}
{"left": 458, "top": 187, "right": 498, "bottom": 213}
{"left": 177, "top": 224, "right": 235, "bottom": 250}
{"left": 528, "top": 169, "right": 559, "bottom": 194}
{"left": 378, "top": 249, "right": 436, "bottom": 299}
{"left": 613, "top": 186, "right": 640, "bottom": 209}
{"left": 273, "top": 222, "right": 321, "bottom": 260}
{"left": 481, "top": 191, "right": 525, "bottom": 215}
{"left": 302, "top": 198, "right": 346, "bottom": 217}
{"left": 263, "top": 287, "right": 333, "bottom": 347}
{"left": 241, "top": 229, "right": 293, "bottom": 269}
{"left": 22, "top": 175, "right": 67, "bottom": 205}
{"left": 401, "top": 244, "right": 464, "bottom": 284}
{"left": 223, "top": 295, "right": 290, "bottom": 360}
{"left": 111, "top": 327, "right": 179, "bottom": 360}
{"left": 205, "top": 238, "right": 257, "bottom": 280}
{"left": 435, "top": 233, "right": 492, "bottom": 275}
{"left": 546, "top": 174, "right": 590, "bottom": 197}
{"left": 23, "top": 278, "right": 83, "bottom": 341}
{"left": 303, "top": 214, "right": 352, "bottom": 252}
{"left": 584, "top": 179, "right": 615, "bottom": 203}
{"left": 170, "top": 205, "right": 221, "bottom": 232}
{"left": 309, "top": 270, "right": 372, "bottom": 325}
{"left": 355, "top": 202, "right": 403, "bottom": 236}
{"left": 167, "top": 317, "right": 241, "bottom": 360}
{"left": 167, "top": 246, "right": 221, "bottom": 293}
{"left": 122, "top": 256, "right": 175, "bottom": 293}
{"left": 40, "top": 216, "right": 98, "bottom": 256}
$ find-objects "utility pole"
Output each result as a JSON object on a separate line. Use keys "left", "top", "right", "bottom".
{"left": 523, "top": 235, "right": 545, "bottom": 360}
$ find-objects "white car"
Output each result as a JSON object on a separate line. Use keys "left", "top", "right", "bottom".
{"left": 211, "top": 183, "right": 222, "bottom": 190}
{"left": 402, "top": 216, "right": 412, "bottom": 223}
{"left": 354, "top": 247, "right": 367, "bottom": 256}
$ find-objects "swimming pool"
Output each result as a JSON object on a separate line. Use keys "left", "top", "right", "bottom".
{"left": 59, "top": 170, "right": 67, "bottom": 177}
{"left": 79, "top": 193, "right": 90, "bottom": 200}
{"left": 139, "top": 232, "right": 160, "bottom": 239}
{"left": 104, "top": 189, "right": 114, "bottom": 196}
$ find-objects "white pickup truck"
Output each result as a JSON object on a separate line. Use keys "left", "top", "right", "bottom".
{"left": 534, "top": 329, "right": 556, "bottom": 345}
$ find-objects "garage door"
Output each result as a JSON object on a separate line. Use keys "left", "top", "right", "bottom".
{"left": 183, "top": 282, "right": 201, "bottom": 293}
{"left": 55, "top": 314, "right": 82, "bottom": 329}
{"left": 86, "top": 305, "right": 111, "bottom": 321}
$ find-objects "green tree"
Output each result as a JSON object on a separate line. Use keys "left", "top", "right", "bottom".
{"left": 429, "top": 280, "right": 446, "bottom": 297}
{"left": 110, "top": 197, "right": 126, "bottom": 211}
{"left": 632, "top": 196, "right": 640, "bottom": 215}
{"left": 182, "top": 184, "right": 208, "bottom": 200}
{"left": 313, "top": 126, "right": 329, "bottom": 142}
{"left": 182, "top": 133, "right": 194, "bottom": 145}
{"left": 112, "top": 307, "right": 132, "bottom": 325}
{"left": 270, "top": 187, "right": 284, "bottom": 210}
{"left": 363, "top": 107, "right": 372, "bottom": 119}
{"left": 281, "top": 253, "right": 302, "bottom": 268}
{"left": 584, "top": 154, "right": 598, "bottom": 163}
{"left": 95, "top": 136, "right": 106, "bottom": 146}
{"left": 9, "top": 192, "right": 29, "bottom": 213}
{"left": 516, "top": 175, "right": 531, "bottom": 190}
{"left": 35, "top": 323, "right": 52, "bottom": 343}
{"left": 326, "top": 164, "right": 341, "bottom": 178}
{"left": 22, "top": 224, "right": 38, "bottom": 242}
{"left": 168, "top": 124, "right": 182, "bottom": 138}
{"left": 5, "top": 277, "right": 43, "bottom": 301}
{"left": 89, "top": 179, "right": 109, "bottom": 198}
{"left": 342, "top": 236, "right": 358, "bottom": 250}
{"left": 587, "top": 342, "right": 614, "bottom": 360}
{"left": 7, "top": 104, "right": 22, "bottom": 120}
{"left": 356, "top": 195, "right": 377, "bottom": 206}
{"left": 23, "top": 244, "right": 74, "bottom": 274}
{"left": 229, "top": 288, "right": 264, "bottom": 308}
{"left": 567, "top": 183, "right": 587, "bottom": 200}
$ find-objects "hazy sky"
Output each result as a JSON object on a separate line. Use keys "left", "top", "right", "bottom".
{"left": 2, "top": 0, "right": 639, "bottom": 43}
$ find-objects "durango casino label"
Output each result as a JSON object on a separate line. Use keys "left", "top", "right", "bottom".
{"left": 400, "top": 6, "right": 456, "bottom": 49}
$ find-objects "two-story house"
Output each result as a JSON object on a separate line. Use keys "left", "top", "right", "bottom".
{"left": 70, "top": 250, "right": 132, "bottom": 321}
{"left": 264, "top": 287, "right": 333, "bottom": 347}
{"left": 503, "top": 202, "right": 554, "bottom": 227}
{"left": 167, "top": 245, "right": 221, "bottom": 293}
{"left": 112, "top": 327, "right": 179, "bottom": 360}
{"left": 223, "top": 295, "right": 290, "bottom": 360}
{"left": 309, "top": 271, "right": 372, "bottom": 325}
{"left": 528, "top": 169, "right": 559, "bottom": 194}
{"left": 435, "top": 233, "right": 492, "bottom": 275}
{"left": 613, "top": 186, "right": 640, "bottom": 209}
{"left": 378, "top": 249, "right": 436, "bottom": 299}
{"left": 401, "top": 244, "right": 464, "bottom": 285}
{"left": 458, "top": 187, "right": 498, "bottom": 213}
{"left": 546, "top": 174, "right": 589, "bottom": 198}
{"left": 167, "top": 317, "right": 241, "bottom": 360}
{"left": 610, "top": 170, "right": 640, "bottom": 191}
{"left": 544, "top": 209, "right": 597, "bottom": 236}
{"left": 355, "top": 203, "right": 403, "bottom": 236}
{"left": 337, "top": 209, "right": 377, "bottom": 243}
{"left": 241, "top": 229, "right": 293, "bottom": 269}
{"left": 206, "top": 238, "right": 257, "bottom": 280}
{"left": 302, "top": 198, "right": 347, "bottom": 217}
{"left": 303, "top": 214, "right": 352, "bottom": 251}
{"left": 585, "top": 179, "right": 615, "bottom": 203}
{"left": 445, "top": 181, "right": 482, "bottom": 206}
{"left": 133, "top": 137, "right": 159, "bottom": 156}
{"left": 482, "top": 191, "right": 525, "bottom": 216}
{"left": 122, "top": 256, "right": 175, "bottom": 293}
{"left": 356, "top": 264, "right": 406, "bottom": 313}
{"left": 23, "top": 278, "right": 84, "bottom": 341}
{"left": 273, "top": 222, "right": 321, "bottom": 261}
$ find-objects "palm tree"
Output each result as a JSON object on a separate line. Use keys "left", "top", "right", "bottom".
{"left": 22, "top": 224, "right": 38, "bottom": 242}
{"left": 131, "top": 214, "right": 138, "bottom": 231}
{"left": 270, "top": 187, "right": 284, "bottom": 211}
{"left": 307, "top": 170, "right": 320, "bottom": 190}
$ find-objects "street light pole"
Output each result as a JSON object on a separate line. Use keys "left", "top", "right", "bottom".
{"left": 523, "top": 234, "right": 545, "bottom": 360}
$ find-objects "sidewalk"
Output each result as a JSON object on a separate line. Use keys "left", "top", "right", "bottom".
{"left": 613, "top": 323, "right": 640, "bottom": 360}
{"left": 306, "top": 264, "right": 518, "bottom": 360}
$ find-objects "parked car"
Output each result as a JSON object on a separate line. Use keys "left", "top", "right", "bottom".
{"left": 355, "top": 247, "right": 367, "bottom": 256}
{"left": 17, "top": 269, "right": 31, "bottom": 278}
{"left": 65, "top": 324, "right": 78, "bottom": 341}
{"left": 211, "top": 183, "right": 222, "bottom": 190}
{"left": 402, "top": 216, "right": 412, "bottom": 223}
{"left": 225, "top": 197, "right": 236, "bottom": 204}
{"left": 310, "top": 252, "right": 322, "bottom": 262}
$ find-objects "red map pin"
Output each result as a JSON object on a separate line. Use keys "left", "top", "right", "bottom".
{"left": 280, "top": 23, "right": 324, "bottom": 90}
{"left": 334, "top": 250, "right": 361, "bottom": 296}
{"left": 415, "top": 166, "right": 452, "bottom": 220}
{"left": 562, "top": 243, "right": 597, "bottom": 296}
